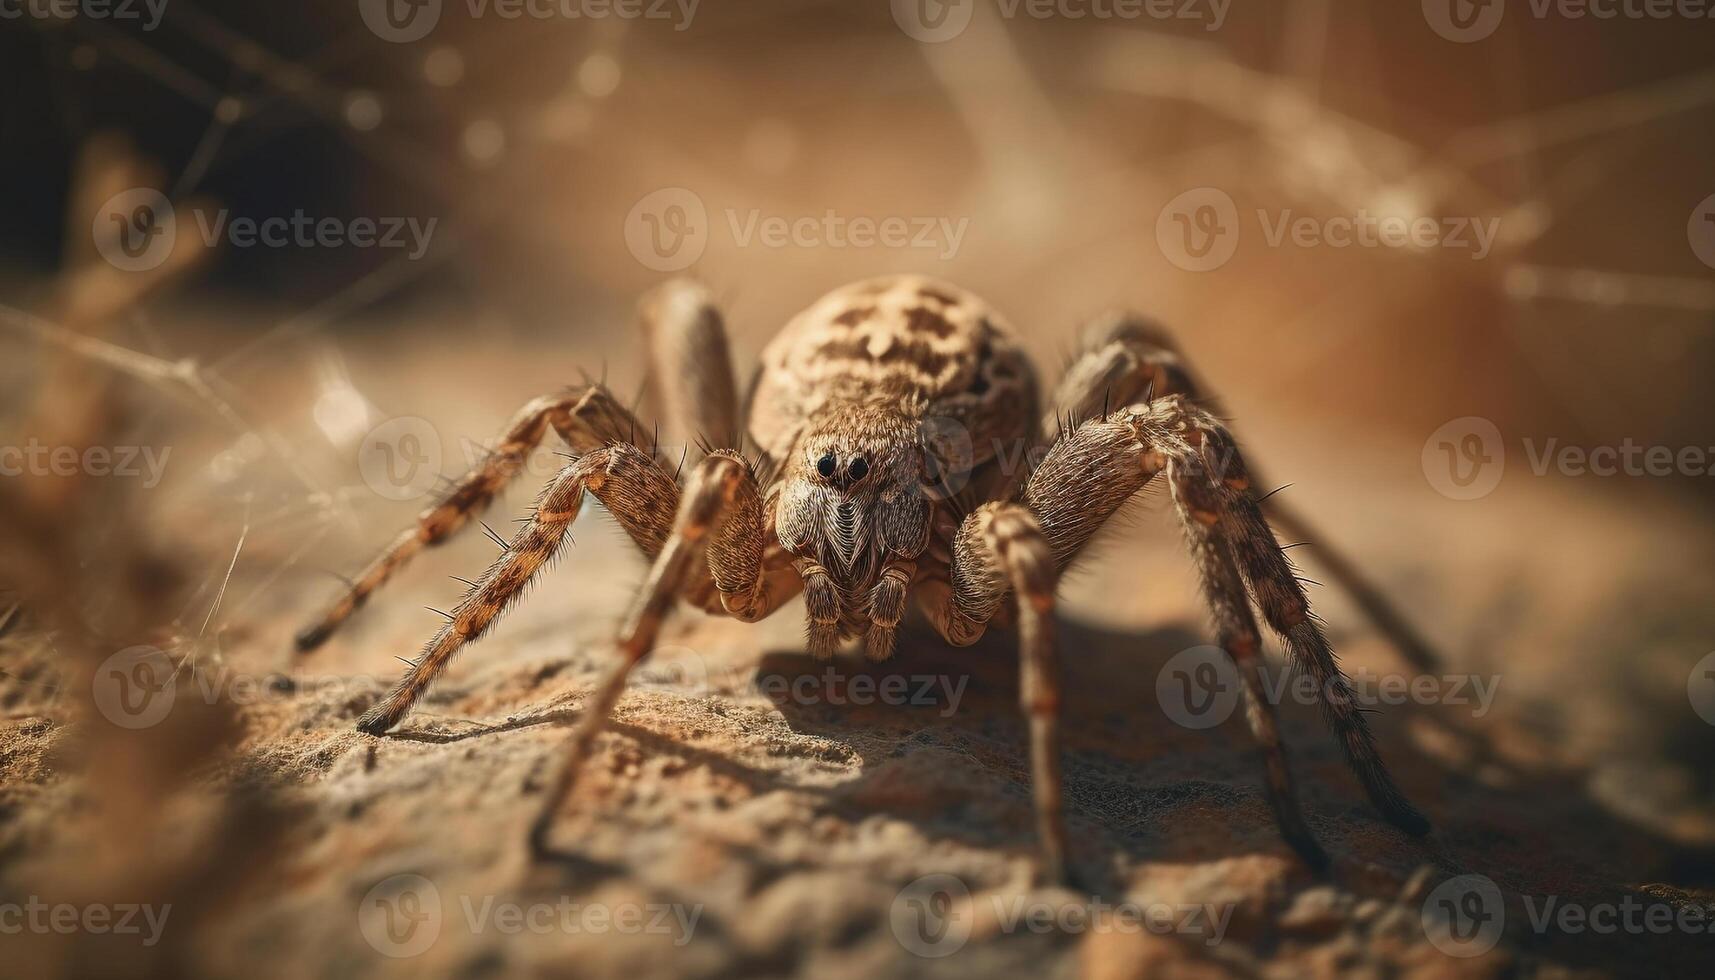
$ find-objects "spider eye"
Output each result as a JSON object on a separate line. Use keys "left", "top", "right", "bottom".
{"left": 816, "top": 453, "right": 838, "bottom": 479}
{"left": 847, "top": 456, "right": 869, "bottom": 481}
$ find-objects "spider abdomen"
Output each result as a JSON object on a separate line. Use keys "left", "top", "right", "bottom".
{"left": 747, "top": 275, "right": 1040, "bottom": 472}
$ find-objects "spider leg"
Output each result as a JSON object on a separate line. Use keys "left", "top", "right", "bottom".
{"left": 1173, "top": 472, "right": 1327, "bottom": 868}
{"left": 1046, "top": 314, "right": 1442, "bottom": 673}
{"left": 529, "top": 451, "right": 768, "bottom": 856}
{"left": 296, "top": 385, "right": 647, "bottom": 652}
{"left": 1017, "top": 397, "right": 1427, "bottom": 858}
{"left": 640, "top": 280, "right": 741, "bottom": 451}
{"left": 920, "top": 504, "right": 1071, "bottom": 887}
{"left": 355, "top": 442, "right": 680, "bottom": 734}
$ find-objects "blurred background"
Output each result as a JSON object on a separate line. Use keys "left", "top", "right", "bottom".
{"left": 2, "top": 1, "right": 1714, "bottom": 977}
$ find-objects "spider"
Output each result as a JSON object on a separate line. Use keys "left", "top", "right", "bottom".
{"left": 296, "top": 275, "right": 1430, "bottom": 883}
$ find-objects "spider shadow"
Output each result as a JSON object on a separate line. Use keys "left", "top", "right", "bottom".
{"left": 748, "top": 609, "right": 1715, "bottom": 972}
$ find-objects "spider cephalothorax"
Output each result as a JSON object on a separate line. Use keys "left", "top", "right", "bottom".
{"left": 297, "top": 274, "right": 1431, "bottom": 885}
{"left": 774, "top": 402, "right": 932, "bottom": 657}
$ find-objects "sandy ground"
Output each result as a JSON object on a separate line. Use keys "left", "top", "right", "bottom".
{"left": 3, "top": 325, "right": 1715, "bottom": 980}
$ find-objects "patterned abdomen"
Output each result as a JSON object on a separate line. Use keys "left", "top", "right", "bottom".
{"left": 747, "top": 275, "right": 1040, "bottom": 471}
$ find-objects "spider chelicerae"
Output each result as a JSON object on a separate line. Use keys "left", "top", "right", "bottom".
{"left": 296, "top": 275, "right": 1430, "bottom": 884}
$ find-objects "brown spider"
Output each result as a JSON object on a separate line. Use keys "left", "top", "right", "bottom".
{"left": 296, "top": 275, "right": 1430, "bottom": 883}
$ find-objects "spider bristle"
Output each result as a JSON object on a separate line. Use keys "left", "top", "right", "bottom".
{"left": 425, "top": 606, "right": 454, "bottom": 621}
{"left": 1101, "top": 387, "right": 1112, "bottom": 421}
{"left": 449, "top": 575, "right": 480, "bottom": 589}
{"left": 1143, "top": 378, "right": 1156, "bottom": 405}
{"left": 674, "top": 446, "right": 689, "bottom": 481}
{"left": 1295, "top": 576, "right": 1325, "bottom": 588}
{"left": 480, "top": 521, "right": 509, "bottom": 549}
{"left": 315, "top": 567, "right": 358, "bottom": 588}
{"left": 1256, "top": 483, "right": 1292, "bottom": 503}
{"left": 395, "top": 656, "right": 417, "bottom": 668}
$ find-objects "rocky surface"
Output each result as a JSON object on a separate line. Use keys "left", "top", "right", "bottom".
{"left": 3, "top": 335, "right": 1713, "bottom": 980}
